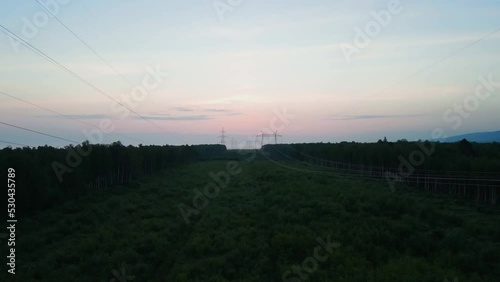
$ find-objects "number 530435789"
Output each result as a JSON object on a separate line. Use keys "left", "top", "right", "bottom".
{"left": 8, "top": 168, "right": 15, "bottom": 188}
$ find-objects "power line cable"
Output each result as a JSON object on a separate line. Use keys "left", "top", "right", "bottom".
{"left": 332, "top": 26, "right": 500, "bottom": 117}
{"left": 34, "top": 0, "right": 131, "bottom": 84}
{"left": 373, "top": 26, "right": 500, "bottom": 97}
{"left": 0, "top": 121, "right": 79, "bottom": 144}
{"left": 0, "top": 140, "right": 30, "bottom": 147}
{"left": 32, "top": 0, "right": 188, "bottom": 142}
{"left": 276, "top": 144, "right": 500, "bottom": 177}
{"left": 0, "top": 25, "right": 183, "bottom": 144}
{"left": 0, "top": 91, "right": 147, "bottom": 144}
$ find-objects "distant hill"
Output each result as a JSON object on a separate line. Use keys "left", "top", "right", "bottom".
{"left": 442, "top": 130, "right": 500, "bottom": 143}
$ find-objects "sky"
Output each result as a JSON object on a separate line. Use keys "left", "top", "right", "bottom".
{"left": 1, "top": 0, "right": 500, "bottom": 148}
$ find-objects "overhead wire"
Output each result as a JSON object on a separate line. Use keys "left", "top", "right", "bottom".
{"left": 0, "top": 91, "right": 147, "bottom": 144}
{"left": 34, "top": 0, "right": 132, "bottom": 85}
{"left": 0, "top": 24, "right": 182, "bottom": 144}
{"left": 331, "top": 25, "right": 500, "bottom": 118}
{"left": 0, "top": 121, "right": 79, "bottom": 144}
{"left": 33, "top": 0, "right": 189, "bottom": 143}
{"left": 0, "top": 140, "right": 30, "bottom": 147}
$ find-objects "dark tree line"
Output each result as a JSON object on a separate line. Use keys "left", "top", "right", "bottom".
{"left": 192, "top": 144, "right": 228, "bottom": 160}
{"left": 0, "top": 142, "right": 226, "bottom": 217}
{"left": 262, "top": 140, "right": 500, "bottom": 204}
{"left": 263, "top": 139, "right": 500, "bottom": 174}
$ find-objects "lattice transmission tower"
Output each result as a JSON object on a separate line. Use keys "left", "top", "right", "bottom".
{"left": 256, "top": 130, "right": 282, "bottom": 147}
{"left": 219, "top": 128, "right": 226, "bottom": 146}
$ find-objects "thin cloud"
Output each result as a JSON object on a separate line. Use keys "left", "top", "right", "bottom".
{"left": 327, "top": 114, "right": 424, "bottom": 121}
{"left": 134, "top": 115, "right": 212, "bottom": 121}
{"left": 203, "top": 108, "right": 231, "bottom": 112}
{"left": 223, "top": 112, "right": 242, "bottom": 116}
{"left": 173, "top": 107, "right": 193, "bottom": 112}
{"left": 37, "top": 114, "right": 109, "bottom": 120}
{"left": 202, "top": 108, "right": 243, "bottom": 116}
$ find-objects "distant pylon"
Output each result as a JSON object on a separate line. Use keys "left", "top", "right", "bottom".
{"left": 273, "top": 130, "right": 282, "bottom": 144}
{"left": 256, "top": 131, "right": 282, "bottom": 147}
{"left": 231, "top": 138, "right": 237, "bottom": 150}
{"left": 219, "top": 127, "right": 226, "bottom": 145}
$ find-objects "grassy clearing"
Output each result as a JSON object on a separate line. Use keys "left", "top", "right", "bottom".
{"left": 3, "top": 160, "right": 500, "bottom": 281}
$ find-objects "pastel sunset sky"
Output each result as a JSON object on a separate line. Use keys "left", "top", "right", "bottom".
{"left": 1, "top": 0, "right": 499, "bottom": 148}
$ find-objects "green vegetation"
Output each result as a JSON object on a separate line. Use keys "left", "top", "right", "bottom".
{"left": 2, "top": 160, "right": 499, "bottom": 281}
{"left": 0, "top": 142, "right": 224, "bottom": 216}
{"left": 263, "top": 141, "right": 500, "bottom": 204}
{"left": 264, "top": 140, "right": 500, "bottom": 173}
{"left": 2, "top": 140, "right": 498, "bottom": 219}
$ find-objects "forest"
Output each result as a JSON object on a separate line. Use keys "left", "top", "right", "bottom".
{"left": 2, "top": 139, "right": 500, "bottom": 220}
{"left": 262, "top": 140, "right": 500, "bottom": 205}
{"left": 0, "top": 140, "right": 499, "bottom": 281}
{"left": 262, "top": 139, "right": 500, "bottom": 173}
{"left": 0, "top": 142, "right": 225, "bottom": 217}
{"left": 0, "top": 159, "right": 499, "bottom": 281}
